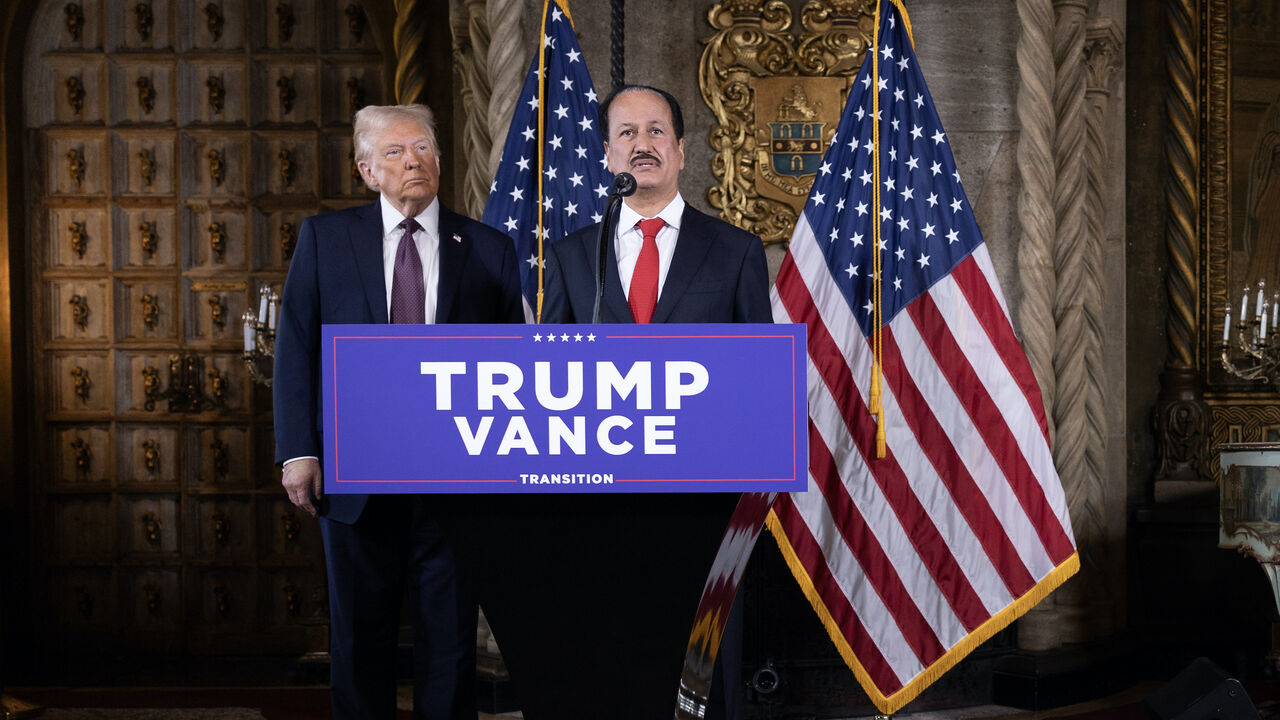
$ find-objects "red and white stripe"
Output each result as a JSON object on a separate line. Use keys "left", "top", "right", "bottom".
{"left": 769, "top": 213, "right": 1077, "bottom": 704}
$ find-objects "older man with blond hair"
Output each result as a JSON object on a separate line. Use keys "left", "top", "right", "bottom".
{"left": 273, "top": 104, "right": 523, "bottom": 719}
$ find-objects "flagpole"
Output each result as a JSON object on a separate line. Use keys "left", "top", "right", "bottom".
{"left": 534, "top": 0, "right": 551, "bottom": 323}
{"left": 870, "top": 0, "right": 886, "bottom": 459}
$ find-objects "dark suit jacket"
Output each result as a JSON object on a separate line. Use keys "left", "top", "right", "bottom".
{"left": 272, "top": 200, "right": 524, "bottom": 524}
{"left": 540, "top": 203, "right": 772, "bottom": 324}
{"left": 465, "top": 202, "right": 770, "bottom": 719}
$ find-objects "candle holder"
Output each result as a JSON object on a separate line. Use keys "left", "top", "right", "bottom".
{"left": 242, "top": 285, "right": 279, "bottom": 386}
{"left": 1221, "top": 280, "right": 1280, "bottom": 384}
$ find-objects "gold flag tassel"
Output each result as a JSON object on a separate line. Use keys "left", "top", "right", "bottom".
{"left": 533, "top": 0, "right": 552, "bottom": 323}
{"left": 869, "top": 0, "right": 886, "bottom": 459}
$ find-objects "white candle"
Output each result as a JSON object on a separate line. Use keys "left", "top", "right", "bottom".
{"left": 1242, "top": 287, "right": 1250, "bottom": 320}
{"left": 1271, "top": 294, "right": 1277, "bottom": 329}
{"left": 258, "top": 288, "right": 269, "bottom": 323}
{"left": 1257, "top": 282, "right": 1266, "bottom": 321}
{"left": 268, "top": 291, "right": 278, "bottom": 330}
{"left": 243, "top": 312, "right": 256, "bottom": 351}
{"left": 1224, "top": 306, "right": 1232, "bottom": 343}
{"left": 1261, "top": 311, "right": 1268, "bottom": 341}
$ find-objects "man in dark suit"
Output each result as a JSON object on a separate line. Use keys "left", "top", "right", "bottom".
{"left": 471, "top": 85, "right": 768, "bottom": 720}
{"left": 272, "top": 104, "right": 523, "bottom": 719}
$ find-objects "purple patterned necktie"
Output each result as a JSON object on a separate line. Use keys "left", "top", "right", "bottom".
{"left": 389, "top": 217, "right": 425, "bottom": 324}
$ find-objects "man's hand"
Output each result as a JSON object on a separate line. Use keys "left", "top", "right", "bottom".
{"left": 282, "top": 458, "right": 323, "bottom": 516}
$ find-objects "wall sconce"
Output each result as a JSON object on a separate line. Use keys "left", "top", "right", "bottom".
{"left": 1222, "top": 280, "right": 1280, "bottom": 383}
{"left": 242, "top": 285, "right": 279, "bottom": 386}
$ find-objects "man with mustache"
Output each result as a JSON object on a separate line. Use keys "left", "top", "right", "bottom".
{"left": 273, "top": 103, "right": 523, "bottom": 719}
{"left": 470, "top": 85, "right": 768, "bottom": 720}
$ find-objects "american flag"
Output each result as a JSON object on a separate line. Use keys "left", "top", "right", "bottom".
{"left": 768, "top": 0, "right": 1079, "bottom": 713}
{"left": 481, "top": 0, "right": 612, "bottom": 322}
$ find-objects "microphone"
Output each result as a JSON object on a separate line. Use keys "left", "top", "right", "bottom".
{"left": 611, "top": 172, "right": 637, "bottom": 198}
{"left": 593, "top": 173, "right": 636, "bottom": 323}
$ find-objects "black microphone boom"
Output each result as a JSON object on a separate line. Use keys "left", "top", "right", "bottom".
{"left": 593, "top": 172, "right": 635, "bottom": 322}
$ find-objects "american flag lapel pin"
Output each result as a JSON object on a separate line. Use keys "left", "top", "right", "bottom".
{"left": 453, "top": 233, "right": 462, "bottom": 243}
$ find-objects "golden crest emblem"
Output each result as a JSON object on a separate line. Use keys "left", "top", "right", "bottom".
{"left": 700, "top": 0, "right": 876, "bottom": 245}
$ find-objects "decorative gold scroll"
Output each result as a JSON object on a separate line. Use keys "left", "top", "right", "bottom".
{"left": 700, "top": 0, "right": 873, "bottom": 245}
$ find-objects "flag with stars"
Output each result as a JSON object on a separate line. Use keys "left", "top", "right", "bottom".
{"left": 481, "top": 0, "right": 612, "bottom": 322}
{"left": 767, "top": 0, "right": 1078, "bottom": 713}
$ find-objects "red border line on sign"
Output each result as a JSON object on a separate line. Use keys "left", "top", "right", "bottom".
{"left": 330, "top": 334, "right": 524, "bottom": 485}
{"left": 605, "top": 333, "right": 802, "bottom": 488}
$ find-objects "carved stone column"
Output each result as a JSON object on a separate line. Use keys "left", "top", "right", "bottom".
{"left": 1015, "top": 6, "right": 1126, "bottom": 652}
{"left": 1152, "top": 0, "right": 1212, "bottom": 496}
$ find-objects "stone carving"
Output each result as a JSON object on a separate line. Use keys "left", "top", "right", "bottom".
{"left": 284, "top": 584, "right": 301, "bottom": 616}
{"left": 347, "top": 76, "right": 364, "bottom": 113}
{"left": 276, "top": 3, "right": 295, "bottom": 43}
{"left": 139, "top": 220, "right": 158, "bottom": 258}
{"left": 65, "top": 76, "right": 85, "bottom": 115}
{"left": 277, "top": 76, "right": 295, "bottom": 115}
{"left": 280, "top": 221, "right": 296, "bottom": 260}
{"left": 68, "top": 221, "right": 87, "bottom": 259}
{"left": 68, "top": 293, "right": 89, "bottom": 329}
{"left": 205, "top": 3, "right": 224, "bottom": 41}
{"left": 208, "top": 294, "right": 226, "bottom": 330}
{"left": 70, "top": 366, "right": 91, "bottom": 402}
{"left": 206, "top": 75, "right": 225, "bottom": 115}
{"left": 281, "top": 511, "right": 299, "bottom": 541}
{"left": 212, "top": 511, "right": 230, "bottom": 545}
{"left": 345, "top": 3, "right": 366, "bottom": 43}
{"left": 66, "top": 148, "right": 85, "bottom": 188}
{"left": 141, "top": 365, "right": 161, "bottom": 410}
{"left": 134, "top": 3, "right": 153, "bottom": 42}
{"left": 70, "top": 436, "right": 91, "bottom": 475}
{"left": 138, "top": 148, "right": 156, "bottom": 188}
{"left": 208, "top": 221, "right": 226, "bottom": 261}
{"left": 207, "top": 149, "right": 225, "bottom": 187}
{"left": 214, "top": 585, "right": 230, "bottom": 617}
{"left": 65, "top": 3, "right": 84, "bottom": 42}
{"left": 142, "top": 438, "right": 160, "bottom": 474}
{"left": 141, "top": 512, "right": 162, "bottom": 545}
{"left": 140, "top": 292, "right": 160, "bottom": 330}
{"left": 699, "top": 0, "right": 872, "bottom": 244}
{"left": 278, "top": 148, "right": 294, "bottom": 187}
{"left": 207, "top": 367, "right": 228, "bottom": 408}
{"left": 136, "top": 76, "right": 156, "bottom": 114}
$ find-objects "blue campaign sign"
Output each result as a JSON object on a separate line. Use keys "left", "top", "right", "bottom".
{"left": 321, "top": 323, "right": 807, "bottom": 494}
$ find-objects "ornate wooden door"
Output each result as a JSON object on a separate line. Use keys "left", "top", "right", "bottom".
{"left": 24, "top": 0, "right": 388, "bottom": 666}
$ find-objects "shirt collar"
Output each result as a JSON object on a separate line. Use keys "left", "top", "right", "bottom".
{"left": 618, "top": 192, "right": 685, "bottom": 233}
{"left": 379, "top": 195, "right": 440, "bottom": 238}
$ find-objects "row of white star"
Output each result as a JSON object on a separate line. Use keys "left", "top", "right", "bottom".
{"left": 532, "top": 332, "right": 597, "bottom": 342}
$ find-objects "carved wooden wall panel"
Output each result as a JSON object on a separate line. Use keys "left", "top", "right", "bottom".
{"left": 25, "top": 0, "right": 388, "bottom": 666}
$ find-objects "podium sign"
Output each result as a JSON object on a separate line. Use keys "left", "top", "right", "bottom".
{"left": 322, "top": 323, "right": 807, "bottom": 494}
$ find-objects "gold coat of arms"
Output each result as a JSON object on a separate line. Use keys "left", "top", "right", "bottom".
{"left": 700, "top": 0, "right": 875, "bottom": 244}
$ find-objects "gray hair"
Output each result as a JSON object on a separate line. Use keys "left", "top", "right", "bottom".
{"left": 352, "top": 104, "right": 439, "bottom": 165}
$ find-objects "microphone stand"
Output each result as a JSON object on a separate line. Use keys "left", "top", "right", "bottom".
{"left": 592, "top": 172, "right": 636, "bottom": 324}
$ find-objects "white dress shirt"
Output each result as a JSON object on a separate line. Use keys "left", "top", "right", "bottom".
{"left": 380, "top": 194, "right": 441, "bottom": 323}
{"left": 616, "top": 192, "right": 685, "bottom": 302}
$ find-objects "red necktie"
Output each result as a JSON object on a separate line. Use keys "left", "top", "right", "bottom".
{"left": 629, "top": 218, "right": 664, "bottom": 324}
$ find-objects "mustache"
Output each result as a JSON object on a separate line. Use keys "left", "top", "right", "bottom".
{"left": 629, "top": 153, "right": 660, "bottom": 167}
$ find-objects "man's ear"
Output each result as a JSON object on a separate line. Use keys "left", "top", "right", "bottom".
{"left": 357, "top": 161, "right": 377, "bottom": 188}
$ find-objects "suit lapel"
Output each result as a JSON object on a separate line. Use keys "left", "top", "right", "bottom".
{"left": 350, "top": 201, "right": 388, "bottom": 324}
{"left": 435, "top": 207, "right": 472, "bottom": 323}
{"left": 596, "top": 214, "right": 633, "bottom": 323}
{"left": 651, "top": 206, "right": 712, "bottom": 324}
